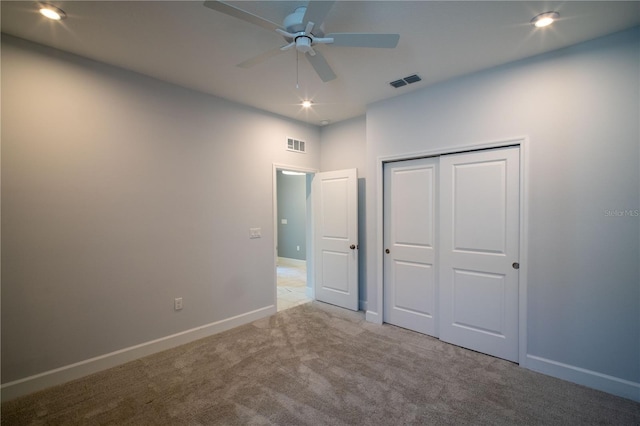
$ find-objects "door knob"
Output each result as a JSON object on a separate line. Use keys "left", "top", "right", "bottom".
{"left": 385, "top": 249, "right": 390, "bottom": 254}
{"left": 512, "top": 262, "right": 520, "bottom": 270}
{"left": 350, "top": 244, "right": 356, "bottom": 250}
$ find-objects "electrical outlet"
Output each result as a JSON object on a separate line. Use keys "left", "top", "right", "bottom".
{"left": 174, "top": 297, "right": 183, "bottom": 311}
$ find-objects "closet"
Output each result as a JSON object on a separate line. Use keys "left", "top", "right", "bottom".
{"left": 383, "top": 146, "right": 520, "bottom": 362}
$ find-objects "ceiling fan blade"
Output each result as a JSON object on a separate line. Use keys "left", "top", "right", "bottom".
{"left": 303, "top": 1, "right": 336, "bottom": 32}
{"left": 203, "top": 1, "right": 283, "bottom": 32}
{"left": 237, "top": 47, "right": 285, "bottom": 69}
{"left": 306, "top": 50, "right": 336, "bottom": 82}
{"left": 325, "top": 33, "right": 400, "bottom": 48}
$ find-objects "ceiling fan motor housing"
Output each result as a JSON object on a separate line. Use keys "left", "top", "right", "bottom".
{"left": 283, "top": 6, "right": 308, "bottom": 34}
{"left": 280, "top": 6, "right": 325, "bottom": 54}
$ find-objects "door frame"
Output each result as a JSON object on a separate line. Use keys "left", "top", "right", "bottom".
{"left": 272, "top": 164, "right": 318, "bottom": 306}
{"left": 371, "top": 137, "right": 530, "bottom": 366}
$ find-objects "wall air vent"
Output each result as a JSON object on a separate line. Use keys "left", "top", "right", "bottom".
{"left": 389, "top": 73, "right": 422, "bottom": 88}
{"left": 287, "top": 137, "right": 306, "bottom": 153}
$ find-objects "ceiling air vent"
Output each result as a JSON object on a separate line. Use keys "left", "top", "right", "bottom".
{"left": 389, "top": 73, "right": 422, "bottom": 88}
{"left": 287, "top": 137, "right": 306, "bottom": 153}
{"left": 404, "top": 74, "right": 422, "bottom": 84}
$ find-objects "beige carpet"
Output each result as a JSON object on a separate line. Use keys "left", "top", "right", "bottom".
{"left": 3, "top": 302, "right": 639, "bottom": 425}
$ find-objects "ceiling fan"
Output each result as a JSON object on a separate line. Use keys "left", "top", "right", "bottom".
{"left": 203, "top": 1, "right": 400, "bottom": 82}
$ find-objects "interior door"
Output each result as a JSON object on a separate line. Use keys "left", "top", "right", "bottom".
{"left": 312, "top": 169, "right": 359, "bottom": 311}
{"left": 383, "top": 158, "right": 438, "bottom": 336}
{"left": 439, "top": 146, "right": 520, "bottom": 362}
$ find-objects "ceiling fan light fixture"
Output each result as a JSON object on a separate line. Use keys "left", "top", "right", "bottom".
{"left": 531, "top": 11, "right": 559, "bottom": 28}
{"left": 301, "top": 100, "right": 313, "bottom": 108}
{"left": 296, "top": 36, "right": 313, "bottom": 54}
{"left": 38, "top": 3, "right": 66, "bottom": 20}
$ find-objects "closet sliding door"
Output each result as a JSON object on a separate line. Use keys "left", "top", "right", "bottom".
{"left": 439, "top": 146, "right": 520, "bottom": 362}
{"left": 383, "top": 158, "right": 438, "bottom": 337}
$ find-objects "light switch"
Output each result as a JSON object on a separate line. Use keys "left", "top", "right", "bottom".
{"left": 250, "top": 227, "right": 261, "bottom": 239}
{"left": 281, "top": 219, "right": 288, "bottom": 224}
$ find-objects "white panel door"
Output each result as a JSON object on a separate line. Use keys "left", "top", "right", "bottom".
{"left": 383, "top": 158, "right": 438, "bottom": 336}
{"left": 439, "top": 146, "right": 520, "bottom": 362}
{"left": 313, "top": 169, "right": 358, "bottom": 311}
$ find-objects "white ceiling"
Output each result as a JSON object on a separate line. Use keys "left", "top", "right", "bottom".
{"left": 2, "top": 1, "right": 639, "bottom": 126}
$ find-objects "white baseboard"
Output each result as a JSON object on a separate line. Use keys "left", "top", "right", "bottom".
{"left": 1, "top": 305, "right": 276, "bottom": 402}
{"left": 526, "top": 354, "right": 640, "bottom": 402}
{"left": 365, "top": 310, "right": 382, "bottom": 324}
{"left": 359, "top": 300, "right": 368, "bottom": 312}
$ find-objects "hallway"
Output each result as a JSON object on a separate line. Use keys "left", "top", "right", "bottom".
{"left": 277, "top": 258, "right": 311, "bottom": 312}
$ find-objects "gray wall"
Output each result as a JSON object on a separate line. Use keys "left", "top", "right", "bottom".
{"left": 365, "top": 28, "right": 639, "bottom": 385}
{"left": 1, "top": 35, "right": 320, "bottom": 383}
{"left": 276, "top": 171, "right": 306, "bottom": 260}
{"left": 320, "top": 116, "right": 368, "bottom": 309}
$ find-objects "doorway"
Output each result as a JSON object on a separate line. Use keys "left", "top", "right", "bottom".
{"left": 275, "top": 168, "right": 313, "bottom": 311}
{"left": 273, "top": 165, "right": 360, "bottom": 313}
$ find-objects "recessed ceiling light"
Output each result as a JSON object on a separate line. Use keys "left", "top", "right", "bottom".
{"left": 38, "top": 3, "right": 66, "bottom": 20}
{"left": 320, "top": 120, "right": 330, "bottom": 126}
{"left": 301, "top": 100, "right": 313, "bottom": 108}
{"left": 531, "top": 11, "right": 558, "bottom": 28}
